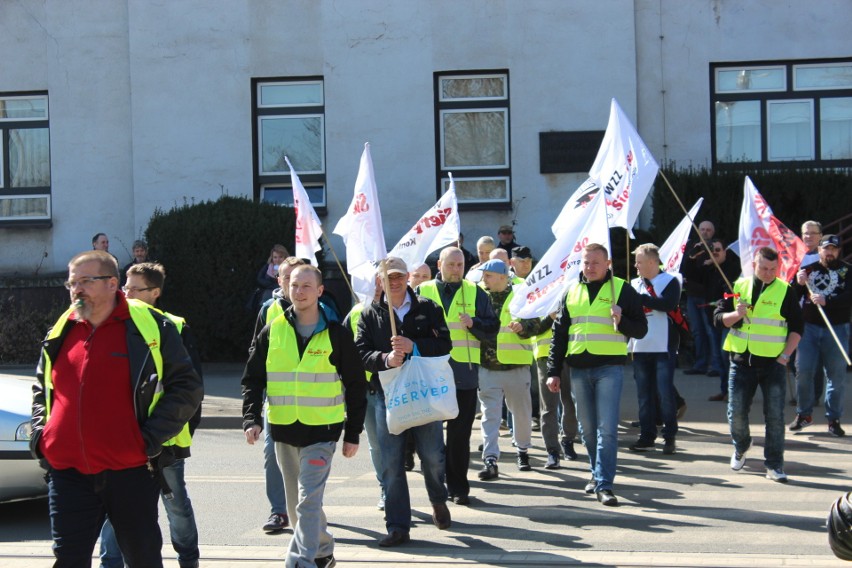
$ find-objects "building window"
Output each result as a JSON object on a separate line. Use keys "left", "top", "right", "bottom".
{"left": 435, "top": 71, "right": 511, "bottom": 207}
{"left": 0, "top": 93, "right": 51, "bottom": 223}
{"left": 252, "top": 78, "right": 326, "bottom": 211}
{"left": 711, "top": 58, "right": 852, "bottom": 168}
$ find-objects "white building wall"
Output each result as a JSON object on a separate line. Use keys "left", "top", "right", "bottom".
{"left": 0, "top": 0, "right": 847, "bottom": 274}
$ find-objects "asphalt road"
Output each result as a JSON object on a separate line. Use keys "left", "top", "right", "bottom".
{"left": 1, "top": 363, "right": 850, "bottom": 566}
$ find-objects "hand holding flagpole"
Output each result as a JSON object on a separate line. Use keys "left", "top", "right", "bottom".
{"left": 806, "top": 283, "right": 852, "bottom": 366}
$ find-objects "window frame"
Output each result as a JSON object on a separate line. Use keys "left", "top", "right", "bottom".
{"left": 710, "top": 57, "right": 852, "bottom": 170}
{"left": 0, "top": 91, "right": 52, "bottom": 226}
{"left": 434, "top": 70, "right": 512, "bottom": 210}
{"left": 251, "top": 77, "right": 327, "bottom": 214}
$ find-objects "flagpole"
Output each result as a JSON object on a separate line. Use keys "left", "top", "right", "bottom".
{"left": 458, "top": 282, "right": 474, "bottom": 370}
{"left": 318, "top": 225, "right": 358, "bottom": 302}
{"left": 380, "top": 259, "right": 398, "bottom": 338}
{"left": 658, "top": 169, "right": 735, "bottom": 294}
{"left": 806, "top": 283, "right": 852, "bottom": 366}
{"left": 625, "top": 231, "right": 630, "bottom": 281}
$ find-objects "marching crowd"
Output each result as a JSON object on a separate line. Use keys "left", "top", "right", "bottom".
{"left": 28, "top": 218, "right": 851, "bottom": 566}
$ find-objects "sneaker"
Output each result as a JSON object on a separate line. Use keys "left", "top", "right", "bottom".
{"left": 765, "top": 468, "right": 788, "bottom": 483}
{"left": 829, "top": 420, "right": 846, "bottom": 437}
{"left": 584, "top": 476, "right": 597, "bottom": 494}
{"left": 544, "top": 451, "right": 560, "bottom": 470}
{"left": 262, "top": 512, "right": 289, "bottom": 533}
{"left": 478, "top": 458, "right": 499, "bottom": 480}
{"left": 517, "top": 451, "right": 532, "bottom": 471}
{"left": 596, "top": 489, "right": 618, "bottom": 506}
{"left": 377, "top": 496, "right": 385, "bottom": 511}
{"left": 561, "top": 438, "right": 578, "bottom": 461}
{"left": 315, "top": 555, "right": 337, "bottom": 568}
{"left": 788, "top": 414, "right": 813, "bottom": 432}
{"left": 629, "top": 439, "right": 655, "bottom": 452}
{"left": 730, "top": 449, "right": 747, "bottom": 471}
{"left": 662, "top": 439, "right": 676, "bottom": 455}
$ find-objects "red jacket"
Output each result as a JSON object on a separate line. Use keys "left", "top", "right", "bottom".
{"left": 39, "top": 296, "right": 147, "bottom": 473}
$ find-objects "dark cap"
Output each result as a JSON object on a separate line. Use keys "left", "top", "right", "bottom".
{"left": 820, "top": 234, "right": 841, "bottom": 248}
{"left": 498, "top": 224, "right": 514, "bottom": 234}
{"left": 511, "top": 246, "right": 532, "bottom": 259}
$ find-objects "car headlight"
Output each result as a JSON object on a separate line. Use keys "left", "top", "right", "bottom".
{"left": 16, "top": 421, "right": 33, "bottom": 441}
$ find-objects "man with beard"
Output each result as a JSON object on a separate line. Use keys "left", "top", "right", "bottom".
{"left": 791, "top": 235, "right": 851, "bottom": 437}
{"left": 31, "top": 250, "right": 202, "bottom": 567}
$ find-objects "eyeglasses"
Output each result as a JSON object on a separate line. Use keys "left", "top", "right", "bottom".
{"left": 64, "top": 276, "right": 113, "bottom": 290}
{"left": 122, "top": 286, "right": 156, "bottom": 293}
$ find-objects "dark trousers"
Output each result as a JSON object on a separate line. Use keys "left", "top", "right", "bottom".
{"left": 445, "top": 388, "right": 479, "bottom": 498}
{"left": 48, "top": 465, "right": 162, "bottom": 568}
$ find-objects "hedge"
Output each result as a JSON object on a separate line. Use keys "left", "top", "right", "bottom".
{"left": 144, "top": 195, "right": 301, "bottom": 361}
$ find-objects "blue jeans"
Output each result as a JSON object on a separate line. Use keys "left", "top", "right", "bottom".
{"left": 374, "top": 394, "right": 448, "bottom": 534}
{"left": 686, "top": 296, "right": 710, "bottom": 371}
{"left": 99, "top": 459, "right": 200, "bottom": 568}
{"left": 727, "top": 361, "right": 786, "bottom": 470}
{"left": 275, "top": 441, "right": 336, "bottom": 568}
{"left": 49, "top": 466, "right": 162, "bottom": 568}
{"left": 710, "top": 327, "right": 731, "bottom": 393}
{"left": 570, "top": 365, "right": 623, "bottom": 492}
{"left": 363, "top": 391, "right": 385, "bottom": 498}
{"left": 796, "top": 322, "right": 849, "bottom": 421}
{"left": 264, "top": 407, "right": 287, "bottom": 514}
{"left": 632, "top": 351, "right": 678, "bottom": 441}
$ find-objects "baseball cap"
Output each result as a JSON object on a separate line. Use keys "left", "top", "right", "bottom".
{"left": 498, "top": 224, "right": 514, "bottom": 234}
{"left": 511, "top": 246, "right": 532, "bottom": 259}
{"left": 382, "top": 256, "right": 408, "bottom": 275}
{"left": 480, "top": 259, "right": 508, "bottom": 275}
{"left": 820, "top": 234, "right": 841, "bottom": 248}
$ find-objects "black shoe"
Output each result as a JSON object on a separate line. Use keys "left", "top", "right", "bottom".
{"left": 453, "top": 495, "right": 470, "bottom": 505}
{"left": 404, "top": 453, "right": 415, "bottom": 471}
{"left": 629, "top": 439, "right": 655, "bottom": 452}
{"left": 584, "top": 477, "right": 597, "bottom": 494}
{"left": 662, "top": 439, "right": 676, "bottom": 455}
{"left": 378, "top": 530, "right": 410, "bottom": 547}
{"left": 315, "top": 555, "right": 337, "bottom": 568}
{"left": 561, "top": 438, "right": 578, "bottom": 460}
{"left": 517, "top": 452, "right": 532, "bottom": 471}
{"left": 789, "top": 414, "right": 813, "bottom": 432}
{"left": 829, "top": 420, "right": 846, "bottom": 437}
{"left": 478, "top": 458, "right": 499, "bottom": 480}
{"left": 262, "top": 512, "right": 289, "bottom": 533}
{"left": 477, "top": 443, "right": 484, "bottom": 451}
{"left": 630, "top": 420, "right": 640, "bottom": 428}
{"left": 706, "top": 369, "right": 720, "bottom": 377}
{"left": 596, "top": 490, "right": 618, "bottom": 506}
{"left": 431, "top": 501, "right": 452, "bottom": 530}
{"left": 544, "top": 451, "right": 560, "bottom": 470}
{"left": 683, "top": 368, "right": 706, "bottom": 375}
{"left": 531, "top": 417, "right": 541, "bottom": 432}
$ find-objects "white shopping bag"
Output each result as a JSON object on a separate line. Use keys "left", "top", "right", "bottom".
{"left": 378, "top": 347, "right": 458, "bottom": 435}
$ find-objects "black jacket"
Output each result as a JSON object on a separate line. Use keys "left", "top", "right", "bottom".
{"left": 31, "top": 306, "right": 203, "bottom": 463}
{"left": 355, "top": 287, "right": 452, "bottom": 394}
{"left": 242, "top": 307, "right": 366, "bottom": 447}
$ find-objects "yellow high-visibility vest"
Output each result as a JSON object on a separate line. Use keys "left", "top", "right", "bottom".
{"left": 723, "top": 277, "right": 788, "bottom": 358}
{"left": 565, "top": 279, "right": 627, "bottom": 356}
{"left": 418, "top": 280, "right": 480, "bottom": 363}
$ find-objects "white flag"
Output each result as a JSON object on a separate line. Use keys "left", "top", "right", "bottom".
{"left": 738, "top": 176, "right": 807, "bottom": 281}
{"left": 510, "top": 187, "right": 610, "bottom": 319}
{"left": 659, "top": 198, "right": 703, "bottom": 276}
{"left": 285, "top": 156, "right": 323, "bottom": 266}
{"left": 588, "top": 99, "right": 659, "bottom": 234}
{"left": 333, "top": 143, "right": 387, "bottom": 270}
{"left": 388, "top": 176, "right": 460, "bottom": 269}
{"left": 551, "top": 177, "right": 600, "bottom": 237}
{"left": 332, "top": 143, "right": 387, "bottom": 301}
